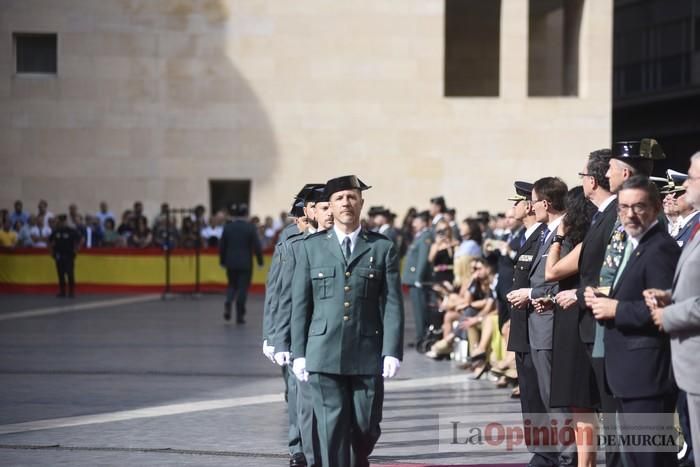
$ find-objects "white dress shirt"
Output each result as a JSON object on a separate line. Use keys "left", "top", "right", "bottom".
{"left": 334, "top": 224, "right": 362, "bottom": 254}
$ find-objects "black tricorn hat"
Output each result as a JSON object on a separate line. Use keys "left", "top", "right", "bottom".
{"left": 368, "top": 205, "right": 387, "bottom": 217}
{"left": 311, "top": 185, "right": 330, "bottom": 203}
{"left": 430, "top": 196, "right": 446, "bottom": 207}
{"left": 416, "top": 210, "right": 431, "bottom": 223}
{"left": 289, "top": 199, "right": 306, "bottom": 217}
{"left": 508, "top": 181, "right": 534, "bottom": 201}
{"left": 611, "top": 139, "right": 666, "bottom": 161}
{"left": 295, "top": 183, "right": 325, "bottom": 204}
{"left": 323, "top": 175, "right": 371, "bottom": 199}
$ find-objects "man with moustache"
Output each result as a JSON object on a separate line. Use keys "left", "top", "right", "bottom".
{"left": 273, "top": 186, "right": 332, "bottom": 467}
{"left": 588, "top": 176, "right": 680, "bottom": 467}
{"left": 290, "top": 175, "right": 404, "bottom": 467}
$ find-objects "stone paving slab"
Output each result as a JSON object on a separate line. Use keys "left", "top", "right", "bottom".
{"left": 0, "top": 294, "right": 530, "bottom": 466}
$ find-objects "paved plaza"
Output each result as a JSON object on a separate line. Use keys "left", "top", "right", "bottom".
{"left": 0, "top": 293, "right": 529, "bottom": 466}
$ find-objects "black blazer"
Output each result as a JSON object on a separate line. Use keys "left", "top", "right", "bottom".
{"left": 576, "top": 199, "right": 619, "bottom": 343}
{"left": 219, "top": 219, "right": 263, "bottom": 270}
{"left": 507, "top": 223, "right": 546, "bottom": 353}
{"left": 495, "top": 227, "right": 525, "bottom": 328}
{"left": 604, "top": 222, "right": 680, "bottom": 399}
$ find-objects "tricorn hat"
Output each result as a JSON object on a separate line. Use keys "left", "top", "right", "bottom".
{"left": 289, "top": 199, "right": 306, "bottom": 217}
{"left": 323, "top": 175, "right": 371, "bottom": 199}
{"left": 611, "top": 138, "right": 666, "bottom": 161}
{"left": 295, "top": 183, "right": 325, "bottom": 204}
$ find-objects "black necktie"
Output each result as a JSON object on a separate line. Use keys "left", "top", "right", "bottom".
{"left": 591, "top": 211, "right": 602, "bottom": 226}
{"left": 343, "top": 237, "right": 352, "bottom": 261}
{"left": 540, "top": 227, "right": 550, "bottom": 245}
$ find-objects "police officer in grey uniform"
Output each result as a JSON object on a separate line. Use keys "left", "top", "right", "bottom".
{"left": 290, "top": 175, "right": 404, "bottom": 467}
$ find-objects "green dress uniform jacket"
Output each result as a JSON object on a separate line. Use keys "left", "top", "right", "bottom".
{"left": 291, "top": 229, "right": 404, "bottom": 375}
{"left": 400, "top": 229, "right": 432, "bottom": 286}
{"left": 262, "top": 223, "right": 299, "bottom": 342}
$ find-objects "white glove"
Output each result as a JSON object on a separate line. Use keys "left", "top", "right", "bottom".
{"left": 274, "top": 351, "right": 290, "bottom": 366}
{"left": 292, "top": 357, "right": 309, "bottom": 382}
{"left": 414, "top": 281, "right": 422, "bottom": 288}
{"left": 382, "top": 356, "right": 401, "bottom": 379}
{"left": 262, "top": 339, "right": 275, "bottom": 362}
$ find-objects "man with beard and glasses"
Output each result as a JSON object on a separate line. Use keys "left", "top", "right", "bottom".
{"left": 589, "top": 176, "right": 680, "bottom": 467}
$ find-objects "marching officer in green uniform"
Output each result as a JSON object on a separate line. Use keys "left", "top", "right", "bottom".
{"left": 274, "top": 185, "right": 331, "bottom": 467}
{"left": 290, "top": 175, "right": 404, "bottom": 467}
{"left": 262, "top": 184, "right": 324, "bottom": 467}
{"left": 401, "top": 211, "right": 433, "bottom": 345}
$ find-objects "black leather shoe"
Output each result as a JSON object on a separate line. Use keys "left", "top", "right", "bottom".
{"left": 289, "top": 452, "right": 307, "bottom": 466}
{"left": 236, "top": 315, "right": 245, "bottom": 324}
{"left": 223, "top": 302, "right": 231, "bottom": 321}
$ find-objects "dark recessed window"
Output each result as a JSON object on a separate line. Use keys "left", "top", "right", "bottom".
{"left": 528, "top": 0, "right": 584, "bottom": 96}
{"left": 444, "top": 0, "right": 501, "bottom": 97}
{"left": 14, "top": 33, "right": 57, "bottom": 74}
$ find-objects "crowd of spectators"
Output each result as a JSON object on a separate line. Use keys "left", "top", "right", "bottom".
{"left": 0, "top": 200, "right": 293, "bottom": 251}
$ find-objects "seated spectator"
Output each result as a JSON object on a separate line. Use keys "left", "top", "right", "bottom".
{"left": 9, "top": 201, "right": 29, "bottom": 228}
{"left": 152, "top": 202, "right": 169, "bottom": 227}
{"left": 179, "top": 217, "right": 198, "bottom": 248}
{"left": 117, "top": 210, "right": 135, "bottom": 240}
{"left": 262, "top": 216, "right": 276, "bottom": 249}
{"left": 128, "top": 216, "right": 152, "bottom": 248}
{"left": 429, "top": 220, "right": 459, "bottom": 287}
{"left": 192, "top": 204, "right": 207, "bottom": 231}
{"left": 16, "top": 217, "right": 34, "bottom": 247}
{"left": 101, "top": 218, "right": 122, "bottom": 247}
{"left": 83, "top": 215, "right": 103, "bottom": 248}
{"left": 36, "top": 200, "right": 54, "bottom": 229}
{"left": 426, "top": 257, "right": 498, "bottom": 368}
{"left": 30, "top": 214, "right": 52, "bottom": 247}
{"left": 0, "top": 219, "right": 18, "bottom": 247}
{"left": 131, "top": 201, "right": 148, "bottom": 227}
{"left": 456, "top": 218, "right": 483, "bottom": 259}
{"left": 201, "top": 212, "right": 225, "bottom": 247}
{"left": 95, "top": 201, "right": 115, "bottom": 228}
{"left": 67, "top": 204, "right": 82, "bottom": 229}
{"left": 152, "top": 217, "right": 179, "bottom": 249}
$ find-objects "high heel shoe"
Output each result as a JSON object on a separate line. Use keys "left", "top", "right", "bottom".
{"left": 495, "top": 375, "right": 508, "bottom": 388}
{"left": 470, "top": 363, "right": 489, "bottom": 380}
{"left": 468, "top": 351, "right": 486, "bottom": 363}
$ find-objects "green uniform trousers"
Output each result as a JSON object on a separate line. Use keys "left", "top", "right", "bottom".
{"left": 309, "top": 372, "right": 383, "bottom": 467}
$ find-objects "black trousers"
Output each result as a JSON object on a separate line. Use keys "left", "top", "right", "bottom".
{"left": 515, "top": 352, "right": 559, "bottom": 466}
{"left": 54, "top": 256, "right": 75, "bottom": 295}
{"left": 616, "top": 394, "right": 678, "bottom": 467}
{"left": 588, "top": 349, "right": 624, "bottom": 467}
{"left": 225, "top": 268, "right": 252, "bottom": 317}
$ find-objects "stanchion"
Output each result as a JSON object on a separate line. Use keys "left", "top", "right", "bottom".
{"left": 161, "top": 207, "right": 204, "bottom": 300}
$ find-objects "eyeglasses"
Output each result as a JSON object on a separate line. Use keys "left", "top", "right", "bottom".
{"left": 578, "top": 172, "right": 594, "bottom": 179}
{"left": 617, "top": 203, "right": 650, "bottom": 215}
{"left": 532, "top": 199, "right": 546, "bottom": 205}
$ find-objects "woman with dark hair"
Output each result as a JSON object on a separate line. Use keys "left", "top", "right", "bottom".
{"left": 429, "top": 220, "right": 459, "bottom": 286}
{"left": 542, "top": 186, "right": 599, "bottom": 467}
